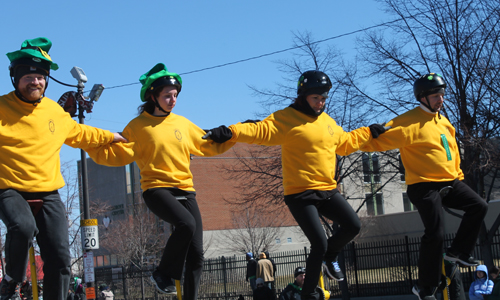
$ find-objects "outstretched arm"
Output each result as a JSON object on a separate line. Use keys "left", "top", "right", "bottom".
{"left": 202, "top": 126, "right": 233, "bottom": 143}
{"left": 84, "top": 142, "right": 137, "bottom": 167}
{"left": 112, "top": 132, "right": 128, "bottom": 143}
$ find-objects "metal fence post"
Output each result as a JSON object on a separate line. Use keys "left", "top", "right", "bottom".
{"left": 122, "top": 265, "right": 127, "bottom": 300}
{"left": 405, "top": 235, "right": 413, "bottom": 291}
{"left": 352, "top": 241, "right": 359, "bottom": 297}
{"left": 222, "top": 256, "right": 228, "bottom": 300}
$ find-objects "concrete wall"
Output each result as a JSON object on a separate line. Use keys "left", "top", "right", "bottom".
{"left": 356, "top": 199, "right": 500, "bottom": 243}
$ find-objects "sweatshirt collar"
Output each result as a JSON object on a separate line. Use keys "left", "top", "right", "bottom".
{"left": 419, "top": 103, "right": 438, "bottom": 115}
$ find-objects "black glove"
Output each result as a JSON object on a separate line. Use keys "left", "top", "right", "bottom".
{"left": 202, "top": 125, "right": 232, "bottom": 143}
{"left": 369, "top": 123, "right": 390, "bottom": 138}
{"left": 242, "top": 119, "right": 260, "bottom": 124}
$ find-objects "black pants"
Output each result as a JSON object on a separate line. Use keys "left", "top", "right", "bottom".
{"left": 143, "top": 188, "right": 204, "bottom": 300}
{"left": 0, "top": 189, "right": 71, "bottom": 300}
{"left": 407, "top": 179, "right": 488, "bottom": 288}
{"left": 285, "top": 190, "right": 361, "bottom": 297}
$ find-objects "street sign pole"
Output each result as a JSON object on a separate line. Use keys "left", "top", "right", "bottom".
{"left": 80, "top": 217, "right": 99, "bottom": 299}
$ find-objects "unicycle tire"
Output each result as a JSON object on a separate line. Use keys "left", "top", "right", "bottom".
{"left": 315, "top": 286, "right": 326, "bottom": 300}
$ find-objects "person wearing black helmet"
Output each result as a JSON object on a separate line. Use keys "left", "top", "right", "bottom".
{"left": 359, "top": 73, "right": 488, "bottom": 300}
{"left": 279, "top": 267, "right": 306, "bottom": 300}
{"left": 0, "top": 37, "right": 126, "bottom": 300}
{"left": 84, "top": 63, "right": 235, "bottom": 300}
{"left": 203, "top": 70, "right": 388, "bottom": 300}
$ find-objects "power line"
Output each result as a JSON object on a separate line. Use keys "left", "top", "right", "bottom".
{"left": 102, "top": 17, "right": 404, "bottom": 91}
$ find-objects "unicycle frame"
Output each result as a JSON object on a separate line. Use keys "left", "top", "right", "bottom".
{"left": 437, "top": 185, "right": 458, "bottom": 300}
{"left": 439, "top": 258, "right": 460, "bottom": 300}
{"left": 318, "top": 269, "right": 330, "bottom": 300}
{"left": 27, "top": 199, "right": 43, "bottom": 300}
{"left": 172, "top": 196, "right": 188, "bottom": 300}
{"left": 317, "top": 215, "right": 338, "bottom": 300}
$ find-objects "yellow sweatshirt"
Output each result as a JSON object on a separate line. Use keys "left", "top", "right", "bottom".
{"left": 85, "top": 112, "right": 235, "bottom": 192}
{"left": 0, "top": 91, "right": 115, "bottom": 192}
{"left": 360, "top": 107, "right": 464, "bottom": 185}
{"left": 228, "top": 107, "right": 372, "bottom": 195}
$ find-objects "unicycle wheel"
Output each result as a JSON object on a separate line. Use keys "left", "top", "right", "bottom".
{"left": 315, "top": 286, "right": 325, "bottom": 300}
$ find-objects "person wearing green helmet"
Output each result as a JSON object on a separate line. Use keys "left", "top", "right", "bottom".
{"left": 0, "top": 37, "right": 126, "bottom": 300}
{"left": 84, "top": 63, "right": 235, "bottom": 299}
{"left": 203, "top": 70, "right": 388, "bottom": 300}
{"left": 359, "top": 73, "right": 488, "bottom": 300}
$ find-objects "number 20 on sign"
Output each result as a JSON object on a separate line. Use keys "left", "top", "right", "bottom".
{"left": 81, "top": 219, "right": 99, "bottom": 250}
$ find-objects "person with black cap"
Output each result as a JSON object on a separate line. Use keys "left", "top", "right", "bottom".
{"left": 280, "top": 267, "right": 306, "bottom": 300}
{"left": 98, "top": 285, "right": 114, "bottom": 300}
{"left": 253, "top": 278, "right": 274, "bottom": 300}
{"left": 203, "top": 70, "right": 388, "bottom": 300}
{"left": 359, "top": 73, "right": 488, "bottom": 300}
{"left": 0, "top": 37, "right": 126, "bottom": 300}
{"left": 246, "top": 253, "right": 258, "bottom": 291}
{"left": 83, "top": 63, "right": 235, "bottom": 300}
{"left": 264, "top": 251, "right": 277, "bottom": 298}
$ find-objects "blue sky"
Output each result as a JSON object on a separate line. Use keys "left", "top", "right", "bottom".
{"left": 1, "top": 1, "right": 390, "bottom": 167}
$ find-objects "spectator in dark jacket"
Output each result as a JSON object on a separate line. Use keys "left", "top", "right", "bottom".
{"left": 489, "top": 265, "right": 500, "bottom": 300}
{"left": 246, "top": 253, "right": 258, "bottom": 291}
{"left": 279, "top": 267, "right": 305, "bottom": 300}
{"left": 253, "top": 278, "right": 274, "bottom": 300}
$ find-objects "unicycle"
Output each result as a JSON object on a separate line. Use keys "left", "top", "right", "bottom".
{"left": 27, "top": 199, "right": 43, "bottom": 300}
{"left": 438, "top": 185, "right": 461, "bottom": 300}
{"left": 316, "top": 215, "right": 343, "bottom": 300}
{"left": 438, "top": 257, "right": 461, "bottom": 300}
{"left": 315, "top": 268, "right": 330, "bottom": 300}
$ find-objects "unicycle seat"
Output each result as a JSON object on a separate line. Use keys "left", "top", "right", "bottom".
{"left": 27, "top": 199, "right": 43, "bottom": 216}
{"left": 439, "top": 186, "right": 453, "bottom": 198}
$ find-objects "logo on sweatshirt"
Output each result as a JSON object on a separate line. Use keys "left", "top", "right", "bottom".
{"left": 328, "top": 125, "right": 334, "bottom": 136}
{"left": 49, "top": 119, "right": 55, "bottom": 134}
{"left": 175, "top": 129, "right": 182, "bottom": 141}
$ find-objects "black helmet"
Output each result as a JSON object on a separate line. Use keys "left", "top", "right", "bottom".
{"left": 9, "top": 57, "right": 51, "bottom": 89}
{"left": 413, "top": 73, "right": 446, "bottom": 101}
{"left": 297, "top": 70, "right": 332, "bottom": 97}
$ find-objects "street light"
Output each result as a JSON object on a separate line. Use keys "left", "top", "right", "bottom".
{"left": 54, "top": 66, "right": 104, "bottom": 300}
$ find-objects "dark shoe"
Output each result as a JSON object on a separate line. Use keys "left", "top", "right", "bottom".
{"left": 412, "top": 284, "right": 436, "bottom": 300}
{"left": 150, "top": 269, "right": 176, "bottom": 294}
{"left": 0, "top": 279, "right": 21, "bottom": 300}
{"left": 322, "top": 260, "right": 344, "bottom": 281}
{"left": 444, "top": 248, "right": 479, "bottom": 266}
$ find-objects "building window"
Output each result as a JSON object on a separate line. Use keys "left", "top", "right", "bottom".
{"left": 399, "top": 154, "right": 405, "bottom": 182}
{"left": 111, "top": 254, "right": 118, "bottom": 266}
{"left": 104, "top": 255, "right": 110, "bottom": 266}
{"left": 97, "top": 255, "right": 104, "bottom": 267}
{"left": 275, "top": 238, "right": 281, "bottom": 244}
{"left": 366, "top": 193, "right": 384, "bottom": 216}
{"left": 403, "top": 192, "right": 415, "bottom": 212}
{"left": 287, "top": 237, "right": 292, "bottom": 243}
{"left": 362, "top": 153, "right": 381, "bottom": 183}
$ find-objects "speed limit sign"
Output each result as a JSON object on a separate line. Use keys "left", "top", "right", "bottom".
{"left": 81, "top": 219, "right": 99, "bottom": 250}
